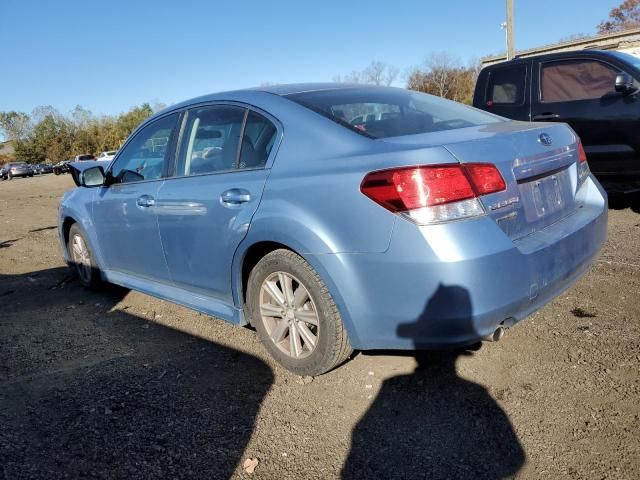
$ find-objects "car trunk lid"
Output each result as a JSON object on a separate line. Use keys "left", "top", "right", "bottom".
{"left": 381, "top": 121, "right": 581, "bottom": 240}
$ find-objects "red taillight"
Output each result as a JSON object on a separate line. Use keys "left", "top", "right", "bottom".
{"left": 464, "top": 163, "right": 506, "bottom": 195}
{"left": 577, "top": 139, "right": 587, "bottom": 163}
{"left": 361, "top": 163, "right": 505, "bottom": 214}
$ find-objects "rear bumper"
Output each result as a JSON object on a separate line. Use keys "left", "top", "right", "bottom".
{"left": 310, "top": 176, "right": 607, "bottom": 350}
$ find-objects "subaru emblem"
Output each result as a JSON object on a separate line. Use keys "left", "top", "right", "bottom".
{"left": 538, "top": 133, "right": 553, "bottom": 146}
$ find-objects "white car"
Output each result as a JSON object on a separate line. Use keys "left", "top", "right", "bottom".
{"left": 97, "top": 150, "right": 117, "bottom": 162}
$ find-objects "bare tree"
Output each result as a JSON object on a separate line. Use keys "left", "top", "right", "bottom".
{"left": 598, "top": 0, "right": 640, "bottom": 33}
{"left": 406, "top": 53, "right": 479, "bottom": 104}
{"left": 384, "top": 65, "right": 400, "bottom": 86}
{"left": 334, "top": 61, "right": 399, "bottom": 86}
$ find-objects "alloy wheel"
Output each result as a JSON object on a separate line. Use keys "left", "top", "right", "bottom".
{"left": 71, "top": 234, "right": 91, "bottom": 284}
{"left": 259, "top": 271, "right": 319, "bottom": 359}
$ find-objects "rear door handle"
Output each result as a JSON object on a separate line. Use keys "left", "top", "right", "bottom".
{"left": 532, "top": 113, "right": 560, "bottom": 121}
{"left": 220, "top": 188, "right": 251, "bottom": 207}
{"left": 136, "top": 195, "right": 155, "bottom": 208}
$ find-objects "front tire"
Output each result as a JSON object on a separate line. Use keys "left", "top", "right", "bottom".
{"left": 247, "top": 249, "right": 352, "bottom": 376}
{"left": 68, "top": 224, "right": 102, "bottom": 289}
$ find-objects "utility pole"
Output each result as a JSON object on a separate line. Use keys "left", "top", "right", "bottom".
{"left": 506, "top": 0, "right": 515, "bottom": 60}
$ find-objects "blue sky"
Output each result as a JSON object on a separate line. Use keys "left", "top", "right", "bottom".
{"left": 0, "top": 0, "right": 620, "bottom": 118}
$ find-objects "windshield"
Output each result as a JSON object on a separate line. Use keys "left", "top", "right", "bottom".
{"left": 77, "top": 154, "right": 94, "bottom": 161}
{"left": 285, "top": 87, "right": 503, "bottom": 139}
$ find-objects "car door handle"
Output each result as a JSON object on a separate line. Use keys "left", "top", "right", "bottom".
{"left": 220, "top": 189, "right": 251, "bottom": 206}
{"left": 136, "top": 195, "right": 156, "bottom": 208}
{"left": 532, "top": 113, "right": 560, "bottom": 121}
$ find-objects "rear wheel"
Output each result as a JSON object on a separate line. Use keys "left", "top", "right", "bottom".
{"left": 247, "top": 249, "right": 352, "bottom": 376}
{"left": 68, "top": 224, "right": 101, "bottom": 289}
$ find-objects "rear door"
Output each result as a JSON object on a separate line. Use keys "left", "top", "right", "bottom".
{"left": 156, "top": 104, "right": 279, "bottom": 304}
{"left": 531, "top": 55, "right": 640, "bottom": 177}
{"left": 477, "top": 60, "right": 530, "bottom": 121}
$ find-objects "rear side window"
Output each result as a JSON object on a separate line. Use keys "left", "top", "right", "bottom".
{"left": 486, "top": 64, "right": 526, "bottom": 105}
{"left": 240, "top": 111, "right": 277, "bottom": 169}
{"left": 286, "top": 87, "right": 501, "bottom": 139}
{"left": 541, "top": 60, "right": 618, "bottom": 102}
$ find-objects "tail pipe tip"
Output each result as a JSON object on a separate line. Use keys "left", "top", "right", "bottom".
{"left": 483, "top": 326, "right": 505, "bottom": 343}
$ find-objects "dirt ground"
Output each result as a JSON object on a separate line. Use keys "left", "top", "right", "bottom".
{"left": 0, "top": 173, "right": 638, "bottom": 479}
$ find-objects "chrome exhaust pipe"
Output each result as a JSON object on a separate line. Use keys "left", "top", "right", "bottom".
{"left": 483, "top": 326, "right": 505, "bottom": 342}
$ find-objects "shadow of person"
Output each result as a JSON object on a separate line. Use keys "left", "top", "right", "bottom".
{"left": 0, "top": 267, "right": 273, "bottom": 479}
{"left": 342, "top": 284, "right": 525, "bottom": 480}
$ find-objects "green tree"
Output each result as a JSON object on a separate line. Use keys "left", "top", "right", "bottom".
{"left": 8, "top": 102, "right": 156, "bottom": 163}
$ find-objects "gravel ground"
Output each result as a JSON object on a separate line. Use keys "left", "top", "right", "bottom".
{"left": 1, "top": 174, "right": 639, "bottom": 479}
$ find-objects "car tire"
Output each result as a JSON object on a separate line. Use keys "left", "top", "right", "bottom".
{"left": 67, "top": 224, "right": 102, "bottom": 289}
{"left": 247, "top": 249, "right": 352, "bottom": 376}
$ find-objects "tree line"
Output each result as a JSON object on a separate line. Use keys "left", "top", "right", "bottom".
{"left": 334, "top": 55, "right": 481, "bottom": 105}
{"left": 0, "top": 104, "right": 161, "bottom": 164}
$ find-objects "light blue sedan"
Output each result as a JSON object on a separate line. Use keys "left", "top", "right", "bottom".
{"left": 59, "top": 84, "right": 607, "bottom": 375}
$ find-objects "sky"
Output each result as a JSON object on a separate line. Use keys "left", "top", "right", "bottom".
{"left": 0, "top": 0, "right": 621, "bottom": 121}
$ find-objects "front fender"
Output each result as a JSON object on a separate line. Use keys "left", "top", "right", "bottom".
{"left": 58, "top": 189, "right": 103, "bottom": 269}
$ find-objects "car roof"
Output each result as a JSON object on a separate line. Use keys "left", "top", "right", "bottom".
{"left": 147, "top": 83, "right": 398, "bottom": 126}
{"left": 489, "top": 49, "right": 623, "bottom": 67}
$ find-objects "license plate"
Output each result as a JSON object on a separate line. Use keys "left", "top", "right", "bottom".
{"left": 521, "top": 168, "right": 573, "bottom": 222}
{"left": 532, "top": 174, "right": 565, "bottom": 216}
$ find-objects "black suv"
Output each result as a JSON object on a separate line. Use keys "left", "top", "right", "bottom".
{"left": 473, "top": 50, "right": 640, "bottom": 179}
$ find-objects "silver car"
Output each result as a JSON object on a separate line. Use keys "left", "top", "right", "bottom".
{"left": 0, "top": 162, "right": 33, "bottom": 180}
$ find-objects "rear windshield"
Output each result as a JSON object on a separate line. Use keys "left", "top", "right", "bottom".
{"left": 285, "top": 87, "right": 502, "bottom": 139}
{"left": 77, "top": 154, "right": 94, "bottom": 160}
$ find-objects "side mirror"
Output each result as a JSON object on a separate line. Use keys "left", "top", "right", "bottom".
{"left": 615, "top": 73, "right": 637, "bottom": 94}
{"left": 80, "top": 166, "right": 105, "bottom": 187}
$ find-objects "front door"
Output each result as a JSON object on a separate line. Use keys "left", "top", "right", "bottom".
{"left": 532, "top": 57, "right": 640, "bottom": 177}
{"left": 156, "top": 105, "right": 278, "bottom": 304}
{"left": 92, "top": 112, "right": 179, "bottom": 281}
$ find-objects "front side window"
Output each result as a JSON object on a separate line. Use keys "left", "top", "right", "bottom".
{"left": 110, "top": 113, "right": 178, "bottom": 184}
{"left": 177, "top": 106, "right": 246, "bottom": 176}
{"left": 487, "top": 64, "right": 526, "bottom": 105}
{"left": 287, "top": 87, "right": 502, "bottom": 139}
{"left": 541, "top": 60, "right": 618, "bottom": 102}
